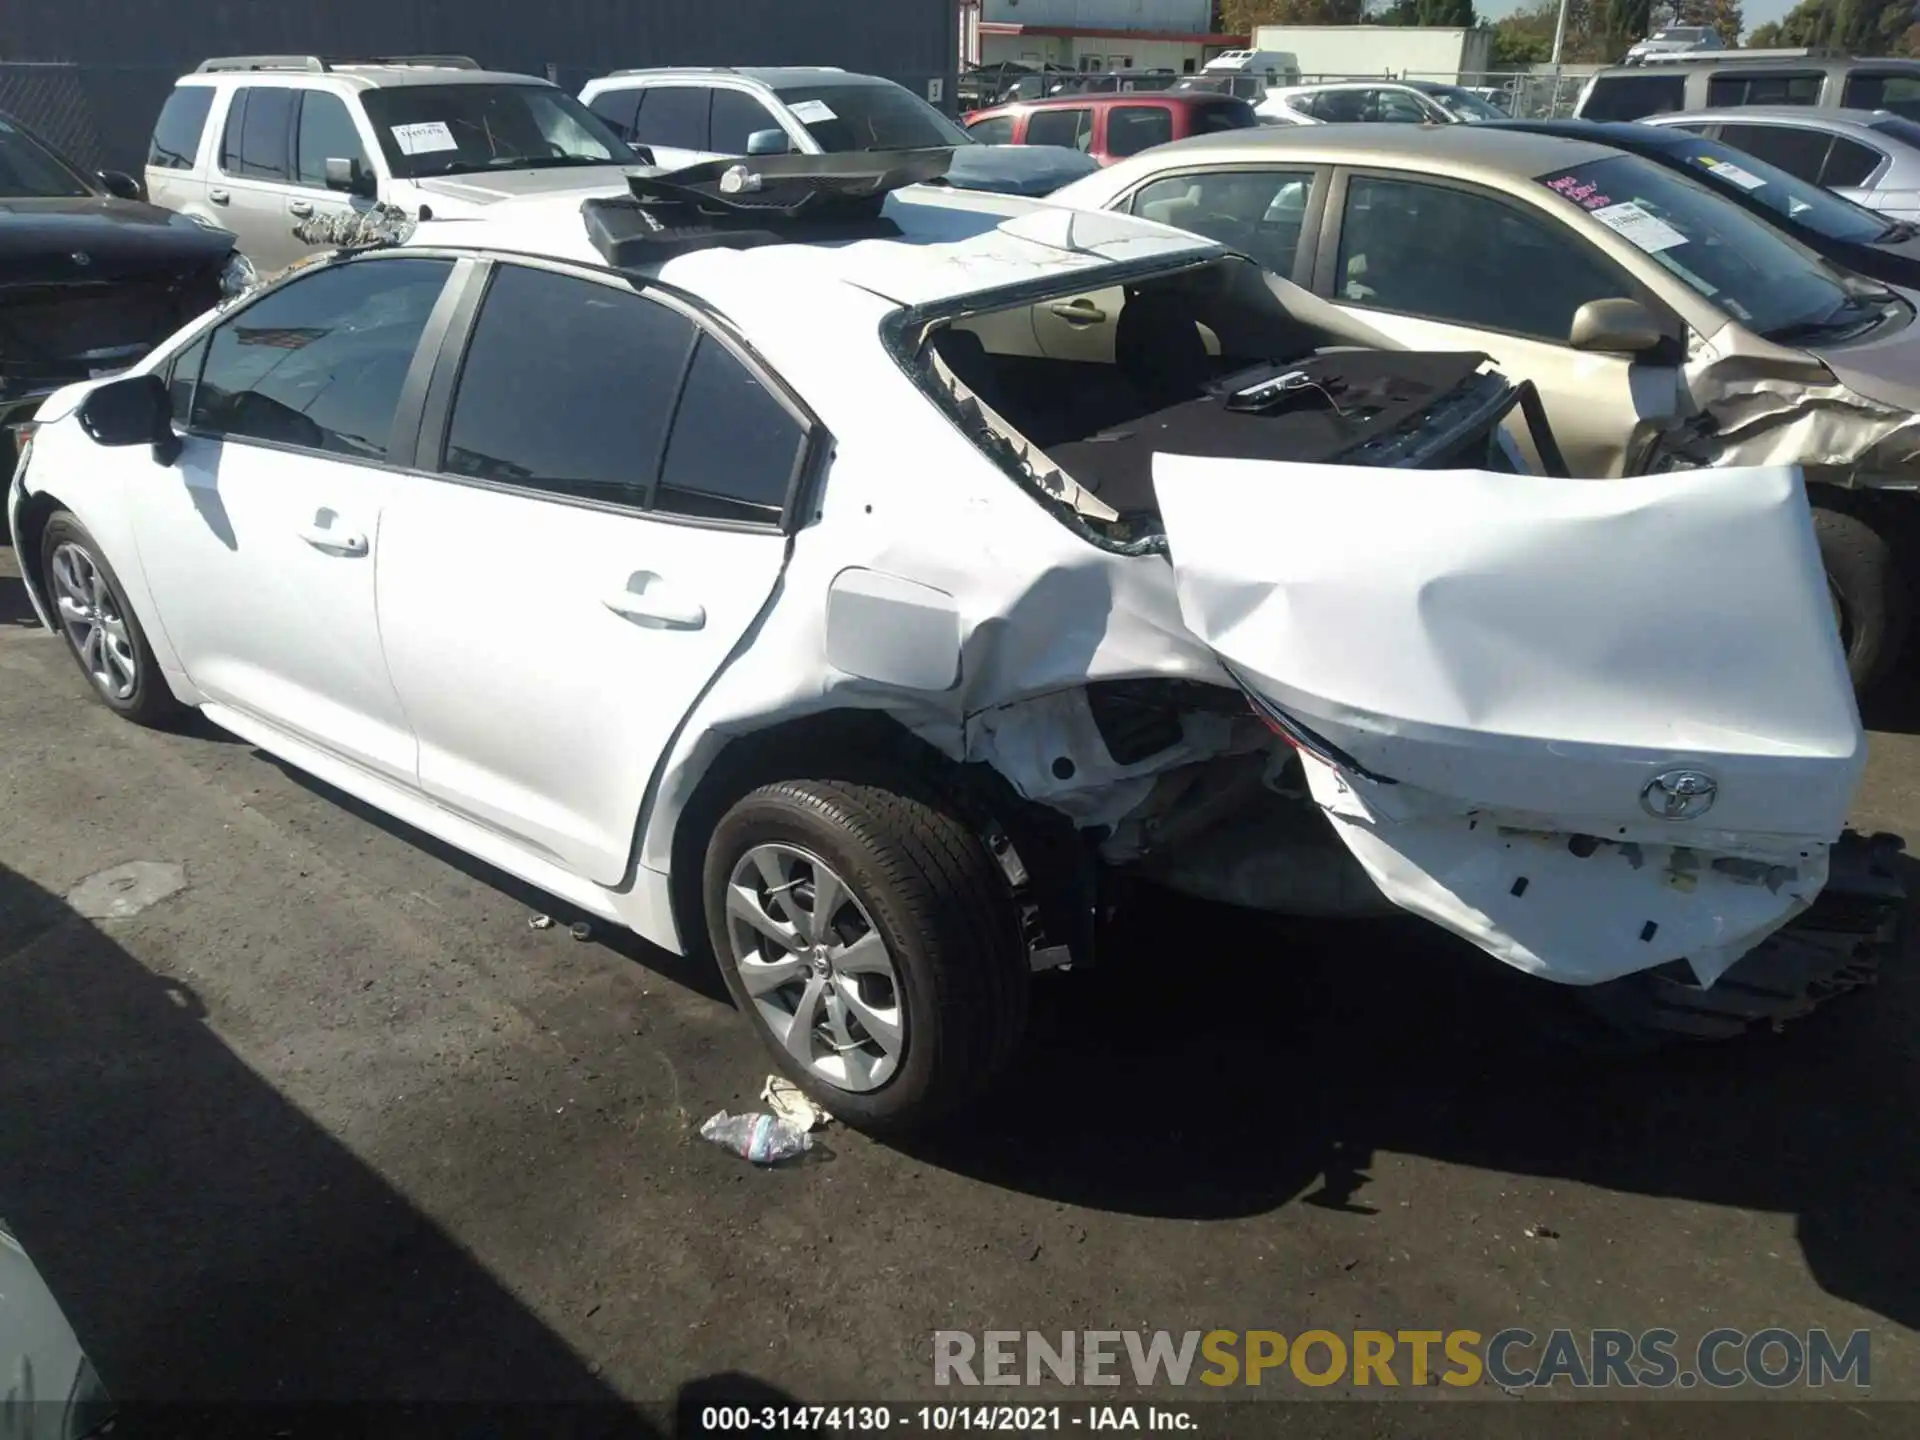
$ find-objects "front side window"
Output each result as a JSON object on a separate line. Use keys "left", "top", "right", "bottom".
{"left": 1580, "top": 74, "right": 1685, "bottom": 121}
{"left": 629, "top": 86, "right": 711, "bottom": 150}
{"left": 587, "top": 88, "right": 643, "bottom": 143}
{"left": 1706, "top": 71, "right": 1823, "bottom": 108}
{"left": 1026, "top": 107, "right": 1095, "bottom": 152}
{"left": 191, "top": 257, "right": 454, "bottom": 460}
{"left": 1536, "top": 153, "right": 1868, "bottom": 340}
{"left": 966, "top": 114, "right": 1016, "bottom": 145}
{"left": 1308, "top": 89, "right": 1369, "bottom": 123}
{"left": 441, "top": 265, "right": 693, "bottom": 508}
{"left": 1132, "top": 169, "right": 1314, "bottom": 278}
{"left": 710, "top": 89, "right": 782, "bottom": 153}
{"left": 221, "top": 87, "right": 294, "bottom": 181}
{"left": 1106, "top": 105, "right": 1173, "bottom": 157}
{"left": 1339, "top": 176, "right": 1627, "bottom": 343}
{"left": 357, "top": 84, "right": 634, "bottom": 178}
{"left": 1371, "top": 88, "right": 1432, "bottom": 123}
{"left": 1424, "top": 86, "right": 1504, "bottom": 122}
{"left": 772, "top": 81, "right": 971, "bottom": 151}
{"left": 294, "top": 91, "right": 371, "bottom": 188}
{"left": 149, "top": 86, "right": 215, "bottom": 172}
{"left": 1847, "top": 71, "right": 1920, "bottom": 121}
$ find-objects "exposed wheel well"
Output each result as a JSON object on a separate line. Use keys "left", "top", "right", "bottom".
{"left": 10, "top": 489, "right": 65, "bottom": 612}
{"left": 665, "top": 708, "right": 1096, "bottom": 973}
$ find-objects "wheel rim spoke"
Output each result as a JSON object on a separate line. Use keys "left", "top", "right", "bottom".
{"left": 50, "top": 542, "right": 139, "bottom": 701}
{"left": 724, "top": 842, "right": 906, "bottom": 1094}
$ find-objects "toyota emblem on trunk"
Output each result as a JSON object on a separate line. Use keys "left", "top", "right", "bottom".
{"left": 1641, "top": 769, "right": 1718, "bottom": 820}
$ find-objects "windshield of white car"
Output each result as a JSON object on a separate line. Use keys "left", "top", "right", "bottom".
{"left": 771, "top": 82, "right": 974, "bottom": 151}
{"left": 1538, "top": 153, "right": 1871, "bottom": 340}
{"left": 1424, "top": 86, "right": 1505, "bottom": 121}
{"left": 359, "top": 84, "right": 638, "bottom": 178}
{"left": 1661, "top": 136, "right": 1892, "bottom": 243}
{"left": 0, "top": 116, "right": 93, "bottom": 198}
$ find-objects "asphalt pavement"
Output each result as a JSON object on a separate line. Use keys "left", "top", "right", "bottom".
{"left": 2, "top": 539, "right": 1916, "bottom": 1436}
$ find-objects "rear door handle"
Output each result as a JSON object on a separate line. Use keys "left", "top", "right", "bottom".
{"left": 603, "top": 574, "right": 706, "bottom": 630}
{"left": 208, "top": 188, "right": 230, "bottom": 205}
{"left": 297, "top": 521, "right": 368, "bottom": 557}
{"left": 288, "top": 199, "right": 314, "bottom": 217}
{"left": 1049, "top": 299, "right": 1106, "bottom": 325}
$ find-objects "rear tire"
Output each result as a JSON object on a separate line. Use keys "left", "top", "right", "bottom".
{"left": 39, "top": 511, "right": 184, "bottom": 728}
{"left": 1814, "top": 505, "right": 1906, "bottom": 697}
{"left": 703, "top": 773, "right": 1029, "bottom": 1135}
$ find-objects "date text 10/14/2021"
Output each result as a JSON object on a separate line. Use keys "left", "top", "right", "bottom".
{"left": 699, "top": 1407, "right": 1195, "bottom": 1432}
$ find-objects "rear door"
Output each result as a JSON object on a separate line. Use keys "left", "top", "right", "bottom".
{"left": 210, "top": 85, "right": 306, "bottom": 271}
{"left": 1315, "top": 169, "right": 1670, "bottom": 476}
{"left": 374, "top": 259, "right": 804, "bottom": 884}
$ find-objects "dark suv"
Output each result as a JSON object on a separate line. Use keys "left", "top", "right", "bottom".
{"left": 961, "top": 92, "right": 1258, "bottom": 166}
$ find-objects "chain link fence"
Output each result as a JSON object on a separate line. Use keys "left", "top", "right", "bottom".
{"left": 0, "top": 61, "right": 182, "bottom": 173}
{"left": 0, "top": 62, "right": 107, "bottom": 170}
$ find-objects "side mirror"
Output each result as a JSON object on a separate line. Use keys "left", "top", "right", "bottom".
{"left": 77, "top": 373, "right": 180, "bottom": 466}
{"left": 324, "top": 157, "right": 378, "bottom": 199}
{"left": 745, "top": 128, "right": 792, "bottom": 157}
{"left": 1568, "top": 297, "right": 1665, "bottom": 354}
{"left": 98, "top": 169, "right": 142, "bottom": 201}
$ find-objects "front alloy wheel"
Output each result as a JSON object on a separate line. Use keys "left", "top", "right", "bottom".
{"left": 50, "top": 541, "right": 138, "bottom": 702}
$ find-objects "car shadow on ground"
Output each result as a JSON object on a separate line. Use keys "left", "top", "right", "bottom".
{"left": 232, "top": 750, "right": 1920, "bottom": 1334}
{"left": 0, "top": 858, "right": 761, "bottom": 1420}
{"left": 907, "top": 876, "right": 1920, "bottom": 1333}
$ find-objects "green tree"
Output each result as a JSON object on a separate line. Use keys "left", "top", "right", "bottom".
{"left": 1741, "top": 0, "right": 1917, "bottom": 52}
{"left": 1215, "top": 0, "right": 1369, "bottom": 28}
{"left": 1416, "top": 0, "right": 1478, "bottom": 23}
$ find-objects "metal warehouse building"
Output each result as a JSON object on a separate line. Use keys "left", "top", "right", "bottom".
{"left": 0, "top": 0, "right": 959, "bottom": 171}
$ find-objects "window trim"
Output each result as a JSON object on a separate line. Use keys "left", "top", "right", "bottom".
{"left": 1111, "top": 162, "right": 1332, "bottom": 289}
{"left": 413, "top": 253, "right": 826, "bottom": 536}
{"left": 1313, "top": 166, "right": 1680, "bottom": 353}
{"left": 178, "top": 250, "right": 466, "bottom": 472}
{"left": 1818, "top": 133, "right": 1890, "bottom": 189}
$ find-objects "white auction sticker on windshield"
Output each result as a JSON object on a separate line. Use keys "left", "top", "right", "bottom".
{"left": 1699, "top": 157, "right": 1767, "bottom": 190}
{"left": 1591, "top": 200, "right": 1689, "bottom": 253}
{"left": 789, "top": 100, "right": 838, "bottom": 123}
{"left": 392, "top": 121, "right": 458, "bottom": 155}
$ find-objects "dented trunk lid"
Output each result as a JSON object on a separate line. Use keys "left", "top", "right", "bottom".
{"left": 1151, "top": 455, "right": 1867, "bottom": 985}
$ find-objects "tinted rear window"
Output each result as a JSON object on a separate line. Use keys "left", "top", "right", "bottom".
{"left": 1706, "top": 71, "right": 1823, "bottom": 107}
{"left": 1580, "top": 73, "right": 1686, "bottom": 121}
{"left": 222, "top": 87, "right": 294, "bottom": 181}
{"left": 1107, "top": 105, "right": 1173, "bottom": 157}
{"left": 150, "top": 86, "right": 214, "bottom": 171}
{"left": 1844, "top": 71, "right": 1920, "bottom": 120}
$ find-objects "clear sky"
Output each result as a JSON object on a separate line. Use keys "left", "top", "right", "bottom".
{"left": 1474, "top": 0, "right": 1799, "bottom": 31}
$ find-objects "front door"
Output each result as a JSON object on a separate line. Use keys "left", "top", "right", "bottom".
{"left": 208, "top": 84, "right": 310, "bottom": 272}
{"left": 283, "top": 90, "right": 377, "bottom": 250}
{"left": 124, "top": 254, "right": 457, "bottom": 782}
{"left": 1323, "top": 171, "right": 1671, "bottom": 476}
{"left": 627, "top": 83, "right": 719, "bottom": 169}
{"left": 375, "top": 260, "right": 801, "bottom": 884}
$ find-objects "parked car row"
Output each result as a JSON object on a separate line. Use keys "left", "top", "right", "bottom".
{"left": 2, "top": 46, "right": 1913, "bottom": 1133}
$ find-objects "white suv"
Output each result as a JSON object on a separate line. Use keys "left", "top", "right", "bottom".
{"left": 9, "top": 151, "right": 1889, "bottom": 1130}
{"left": 145, "top": 54, "right": 645, "bottom": 272}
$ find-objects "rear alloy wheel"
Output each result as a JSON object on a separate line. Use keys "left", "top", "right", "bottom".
{"left": 703, "top": 775, "right": 1029, "bottom": 1133}
{"left": 40, "top": 512, "right": 183, "bottom": 727}
{"left": 1812, "top": 506, "right": 1907, "bottom": 697}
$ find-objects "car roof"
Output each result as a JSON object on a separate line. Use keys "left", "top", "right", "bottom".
{"left": 1492, "top": 117, "right": 1695, "bottom": 151}
{"left": 1648, "top": 106, "right": 1899, "bottom": 132}
{"left": 594, "top": 67, "right": 869, "bottom": 89}
{"left": 182, "top": 66, "right": 552, "bottom": 90}
{"left": 404, "top": 183, "right": 1221, "bottom": 311}
{"left": 1090, "top": 121, "right": 1617, "bottom": 178}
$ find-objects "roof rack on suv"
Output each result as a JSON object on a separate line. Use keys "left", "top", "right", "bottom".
{"left": 582, "top": 148, "right": 952, "bottom": 267}
{"left": 606, "top": 65, "right": 846, "bottom": 78}
{"left": 1644, "top": 46, "right": 1848, "bottom": 63}
{"left": 195, "top": 53, "right": 482, "bottom": 74}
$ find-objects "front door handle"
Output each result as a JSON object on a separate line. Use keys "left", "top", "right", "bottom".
{"left": 297, "top": 521, "right": 368, "bottom": 557}
{"left": 208, "top": 188, "right": 230, "bottom": 205}
{"left": 288, "top": 199, "right": 314, "bottom": 217}
{"left": 603, "top": 573, "right": 706, "bottom": 630}
{"left": 1048, "top": 298, "right": 1107, "bottom": 325}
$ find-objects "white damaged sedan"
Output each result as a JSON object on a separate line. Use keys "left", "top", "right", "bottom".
{"left": 8, "top": 151, "right": 1901, "bottom": 1130}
